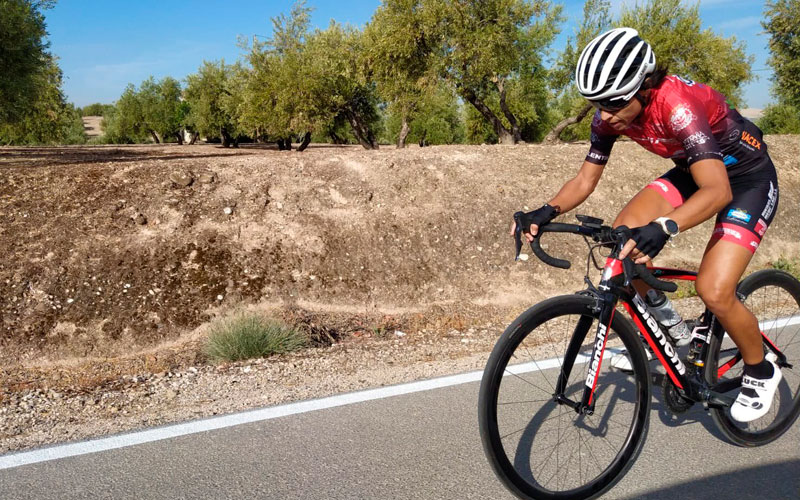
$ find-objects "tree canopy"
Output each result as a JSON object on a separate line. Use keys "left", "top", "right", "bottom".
{"left": 763, "top": 0, "right": 800, "bottom": 109}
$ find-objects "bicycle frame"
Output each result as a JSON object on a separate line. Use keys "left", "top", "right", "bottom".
{"left": 559, "top": 255, "right": 789, "bottom": 414}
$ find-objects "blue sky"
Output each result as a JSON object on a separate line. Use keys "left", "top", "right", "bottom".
{"left": 46, "top": 0, "right": 774, "bottom": 109}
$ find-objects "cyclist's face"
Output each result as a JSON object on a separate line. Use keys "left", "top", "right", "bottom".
{"left": 599, "top": 98, "right": 643, "bottom": 131}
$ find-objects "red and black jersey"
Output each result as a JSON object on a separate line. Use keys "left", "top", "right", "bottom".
{"left": 587, "top": 75, "right": 768, "bottom": 177}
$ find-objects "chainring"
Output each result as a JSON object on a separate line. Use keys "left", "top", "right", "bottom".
{"left": 661, "top": 373, "right": 694, "bottom": 414}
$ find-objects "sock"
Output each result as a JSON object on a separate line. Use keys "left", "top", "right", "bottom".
{"left": 741, "top": 358, "right": 775, "bottom": 397}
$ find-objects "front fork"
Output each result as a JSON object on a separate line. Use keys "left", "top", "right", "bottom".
{"left": 555, "top": 274, "right": 621, "bottom": 415}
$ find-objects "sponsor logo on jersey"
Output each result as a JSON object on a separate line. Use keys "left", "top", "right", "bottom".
{"left": 726, "top": 208, "right": 751, "bottom": 223}
{"left": 740, "top": 130, "right": 762, "bottom": 150}
{"left": 590, "top": 132, "right": 599, "bottom": 143}
{"left": 714, "top": 226, "right": 742, "bottom": 240}
{"left": 728, "top": 129, "right": 741, "bottom": 141}
{"left": 755, "top": 218, "right": 768, "bottom": 237}
{"left": 670, "top": 105, "right": 695, "bottom": 133}
{"left": 722, "top": 155, "right": 739, "bottom": 166}
{"left": 675, "top": 76, "right": 696, "bottom": 86}
{"left": 750, "top": 240, "right": 760, "bottom": 250}
{"left": 587, "top": 151, "right": 608, "bottom": 162}
{"left": 651, "top": 180, "right": 669, "bottom": 193}
{"left": 762, "top": 181, "right": 777, "bottom": 219}
{"left": 683, "top": 131, "right": 709, "bottom": 149}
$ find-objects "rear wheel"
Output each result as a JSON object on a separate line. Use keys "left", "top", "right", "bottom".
{"left": 478, "top": 294, "right": 651, "bottom": 500}
{"left": 706, "top": 269, "right": 800, "bottom": 446}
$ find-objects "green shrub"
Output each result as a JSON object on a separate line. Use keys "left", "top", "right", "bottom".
{"left": 772, "top": 256, "right": 800, "bottom": 279}
{"left": 204, "top": 312, "right": 308, "bottom": 363}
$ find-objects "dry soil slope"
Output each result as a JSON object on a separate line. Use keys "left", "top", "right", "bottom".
{"left": 0, "top": 139, "right": 797, "bottom": 369}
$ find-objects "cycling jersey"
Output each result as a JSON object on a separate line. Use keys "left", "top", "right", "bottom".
{"left": 587, "top": 75, "right": 770, "bottom": 177}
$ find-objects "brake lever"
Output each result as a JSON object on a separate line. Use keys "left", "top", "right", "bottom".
{"left": 513, "top": 211, "right": 524, "bottom": 261}
{"left": 622, "top": 257, "right": 635, "bottom": 287}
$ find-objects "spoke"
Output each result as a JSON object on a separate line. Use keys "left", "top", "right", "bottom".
{"left": 497, "top": 398, "right": 555, "bottom": 406}
{"left": 573, "top": 416, "right": 606, "bottom": 476}
{"left": 503, "top": 368, "right": 554, "bottom": 396}
{"left": 499, "top": 412, "right": 565, "bottom": 441}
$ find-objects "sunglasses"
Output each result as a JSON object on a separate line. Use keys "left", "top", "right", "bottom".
{"left": 589, "top": 96, "right": 631, "bottom": 112}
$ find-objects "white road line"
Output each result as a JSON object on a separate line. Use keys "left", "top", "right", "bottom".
{"left": 2, "top": 314, "right": 798, "bottom": 471}
{"left": 0, "top": 360, "right": 512, "bottom": 470}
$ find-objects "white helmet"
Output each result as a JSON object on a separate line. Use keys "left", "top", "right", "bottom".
{"left": 575, "top": 27, "right": 656, "bottom": 106}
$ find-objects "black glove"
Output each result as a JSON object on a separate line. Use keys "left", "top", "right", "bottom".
{"left": 518, "top": 204, "right": 560, "bottom": 234}
{"left": 630, "top": 221, "right": 670, "bottom": 259}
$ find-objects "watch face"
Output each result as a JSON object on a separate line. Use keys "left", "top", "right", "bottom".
{"left": 665, "top": 219, "right": 679, "bottom": 235}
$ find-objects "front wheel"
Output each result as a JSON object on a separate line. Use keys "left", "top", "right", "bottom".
{"left": 706, "top": 269, "right": 800, "bottom": 446}
{"left": 478, "top": 294, "right": 651, "bottom": 500}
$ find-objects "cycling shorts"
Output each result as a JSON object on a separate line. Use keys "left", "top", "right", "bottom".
{"left": 645, "top": 164, "right": 779, "bottom": 254}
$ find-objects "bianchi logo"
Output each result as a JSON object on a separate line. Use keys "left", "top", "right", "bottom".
{"left": 670, "top": 105, "right": 695, "bottom": 133}
{"left": 585, "top": 323, "right": 608, "bottom": 389}
{"left": 632, "top": 295, "right": 686, "bottom": 376}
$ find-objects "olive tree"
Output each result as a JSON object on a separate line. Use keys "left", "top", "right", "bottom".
{"left": 184, "top": 60, "right": 242, "bottom": 147}
{"left": 424, "top": 0, "right": 563, "bottom": 144}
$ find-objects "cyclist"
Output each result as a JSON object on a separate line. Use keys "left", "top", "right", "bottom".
{"left": 514, "top": 27, "right": 781, "bottom": 423}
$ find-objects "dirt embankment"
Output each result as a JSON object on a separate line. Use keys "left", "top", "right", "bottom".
{"left": 1, "top": 139, "right": 799, "bottom": 373}
{"left": 0, "top": 138, "right": 798, "bottom": 452}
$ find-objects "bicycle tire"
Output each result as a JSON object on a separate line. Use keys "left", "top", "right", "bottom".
{"left": 478, "top": 294, "right": 651, "bottom": 500}
{"left": 706, "top": 269, "right": 800, "bottom": 446}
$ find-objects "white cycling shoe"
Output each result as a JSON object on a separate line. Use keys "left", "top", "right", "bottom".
{"left": 730, "top": 352, "right": 782, "bottom": 423}
{"left": 610, "top": 345, "right": 653, "bottom": 372}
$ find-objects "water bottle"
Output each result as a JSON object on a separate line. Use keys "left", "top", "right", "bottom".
{"left": 645, "top": 289, "right": 691, "bottom": 346}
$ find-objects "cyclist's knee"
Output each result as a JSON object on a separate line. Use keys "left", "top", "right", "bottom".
{"left": 695, "top": 276, "right": 738, "bottom": 314}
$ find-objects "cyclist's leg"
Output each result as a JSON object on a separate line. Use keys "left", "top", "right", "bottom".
{"left": 696, "top": 170, "right": 781, "bottom": 422}
{"left": 696, "top": 239, "right": 761, "bottom": 362}
{"left": 609, "top": 169, "right": 695, "bottom": 370}
{"left": 613, "top": 167, "right": 697, "bottom": 297}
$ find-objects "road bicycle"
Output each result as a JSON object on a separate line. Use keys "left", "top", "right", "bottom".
{"left": 478, "top": 214, "right": 800, "bottom": 500}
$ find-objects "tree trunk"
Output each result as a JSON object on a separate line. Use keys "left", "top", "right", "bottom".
{"left": 297, "top": 131, "right": 312, "bottom": 152}
{"left": 189, "top": 132, "right": 199, "bottom": 145}
{"left": 461, "top": 88, "right": 516, "bottom": 145}
{"left": 149, "top": 130, "right": 160, "bottom": 144}
{"left": 329, "top": 131, "right": 344, "bottom": 144}
{"left": 175, "top": 132, "right": 184, "bottom": 145}
{"left": 220, "top": 127, "right": 232, "bottom": 148}
{"left": 418, "top": 129, "right": 427, "bottom": 147}
{"left": 544, "top": 102, "right": 594, "bottom": 143}
{"left": 397, "top": 114, "right": 410, "bottom": 149}
{"left": 496, "top": 77, "right": 522, "bottom": 143}
{"left": 345, "top": 110, "right": 378, "bottom": 150}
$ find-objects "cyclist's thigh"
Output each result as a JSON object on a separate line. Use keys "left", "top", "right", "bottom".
{"left": 697, "top": 166, "right": 778, "bottom": 293}
{"left": 613, "top": 167, "right": 697, "bottom": 228}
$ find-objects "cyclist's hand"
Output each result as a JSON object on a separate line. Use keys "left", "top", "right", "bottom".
{"left": 619, "top": 222, "right": 669, "bottom": 264}
{"left": 512, "top": 204, "right": 559, "bottom": 242}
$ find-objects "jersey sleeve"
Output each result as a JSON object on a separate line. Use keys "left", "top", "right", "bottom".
{"left": 585, "top": 111, "right": 618, "bottom": 165}
{"left": 664, "top": 94, "right": 724, "bottom": 166}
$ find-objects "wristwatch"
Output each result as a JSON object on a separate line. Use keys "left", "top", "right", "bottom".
{"left": 654, "top": 217, "right": 680, "bottom": 237}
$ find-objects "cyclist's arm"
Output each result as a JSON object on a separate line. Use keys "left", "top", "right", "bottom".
{"left": 662, "top": 97, "right": 732, "bottom": 232}
{"left": 547, "top": 160, "right": 605, "bottom": 214}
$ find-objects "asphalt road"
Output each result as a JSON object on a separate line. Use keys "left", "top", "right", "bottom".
{"left": 1, "top": 367, "right": 798, "bottom": 500}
